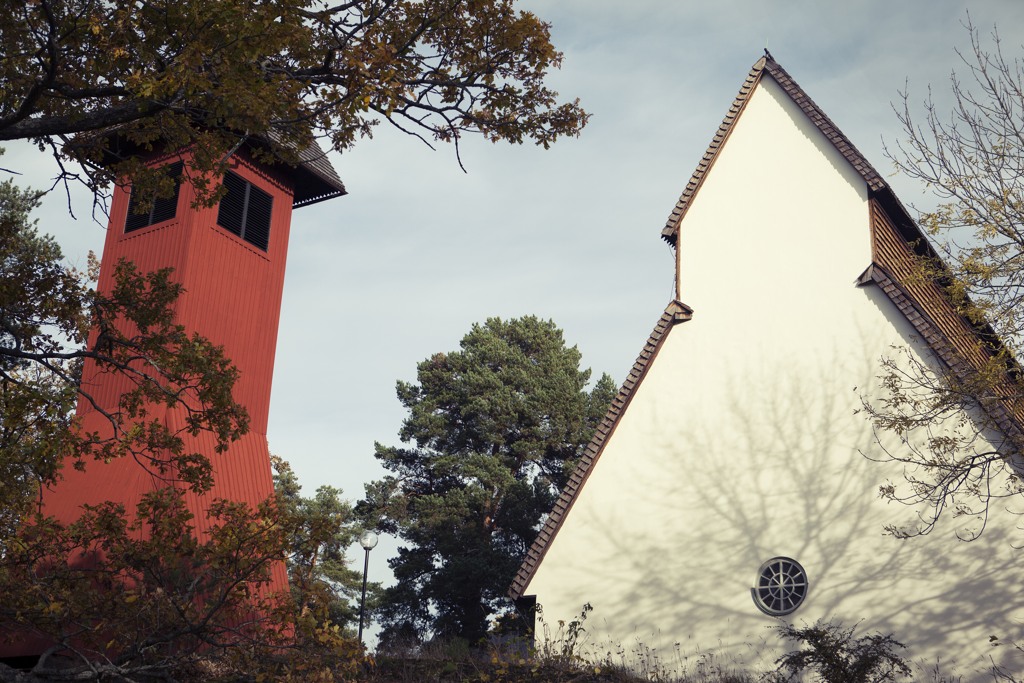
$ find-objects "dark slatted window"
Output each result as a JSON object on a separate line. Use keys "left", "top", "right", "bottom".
{"left": 125, "top": 162, "right": 183, "bottom": 233}
{"left": 244, "top": 184, "right": 273, "bottom": 250}
{"left": 217, "top": 171, "right": 247, "bottom": 238}
{"left": 216, "top": 171, "right": 273, "bottom": 251}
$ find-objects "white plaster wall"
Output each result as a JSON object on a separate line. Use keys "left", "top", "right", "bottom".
{"left": 525, "top": 77, "right": 1024, "bottom": 680}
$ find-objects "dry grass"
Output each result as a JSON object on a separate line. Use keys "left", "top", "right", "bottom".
{"left": 362, "top": 651, "right": 754, "bottom": 683}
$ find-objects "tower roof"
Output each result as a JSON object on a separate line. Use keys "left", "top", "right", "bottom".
{"left": 93, "top": 131, "right": 347, "bottom": 208}
{"left": 256, "top": 133, "right": 347, "bottom": 207}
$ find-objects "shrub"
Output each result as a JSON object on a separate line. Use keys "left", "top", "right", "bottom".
{"left": 766, "top": 621, "right": 911, "bottom": 683}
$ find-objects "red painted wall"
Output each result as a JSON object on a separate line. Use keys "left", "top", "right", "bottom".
{"left": 3, "top": 152, "right": 301, "bottom": 657}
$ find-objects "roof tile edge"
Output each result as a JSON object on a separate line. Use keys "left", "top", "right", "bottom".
{"left": 661, "top": 54, "right": 886, "bottom": 246}
{"left": 508, "top": 300, "right": 693, "bottom": 600}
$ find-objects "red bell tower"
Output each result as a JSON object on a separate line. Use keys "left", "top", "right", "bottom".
{"left": 34, "top": 144, "right": 344, "bottom": 616}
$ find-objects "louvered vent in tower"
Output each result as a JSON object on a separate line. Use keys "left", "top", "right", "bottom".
{"left": 216, "top": 171, "right": 273, "bottom": 251}
{"left": 125, "top": 162, "right": 183, "bottom": 233}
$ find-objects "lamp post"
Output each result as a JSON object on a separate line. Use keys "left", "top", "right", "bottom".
{"left": 357, "top": 530, "right": 378, "bottom": 644}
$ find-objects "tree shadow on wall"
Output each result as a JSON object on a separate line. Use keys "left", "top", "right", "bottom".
{"left": 566, "top": 334, "right": 1024, "bottom": 679}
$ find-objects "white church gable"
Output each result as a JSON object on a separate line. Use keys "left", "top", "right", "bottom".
{"left": 512, "top": 57, "right": 1024, "bottom": 680}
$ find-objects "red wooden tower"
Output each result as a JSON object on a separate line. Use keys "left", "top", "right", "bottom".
{"left": 63, "top": 144, "right": 343, "bottom": 525}
{"left": 8, "top": 144, "right": 345, "bottom": 657}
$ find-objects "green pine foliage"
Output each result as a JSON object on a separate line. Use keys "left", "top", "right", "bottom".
{"left": 272, "top": 455, "right": 378, "bottom": 632}
{"left": 362, "top": 316, "right": 616, "bottom": 645}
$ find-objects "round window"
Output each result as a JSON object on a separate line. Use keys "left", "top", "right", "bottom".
{"left": 751, "top": 557, "right": 808, "bottom": 616}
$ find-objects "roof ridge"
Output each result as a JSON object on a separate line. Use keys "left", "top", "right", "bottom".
{"left": 761, "top": 57, "right": 885, "bottom": 191}
{"left": 659, "top": 59, "right": 765, "bottom": 245}
{"left": 509, "top": 300, "right": 692, "bottom": 600}
{"left": 661, "top": 54, "right": 886, "bottom": 245}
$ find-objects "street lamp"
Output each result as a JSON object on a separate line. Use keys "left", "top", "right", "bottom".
{"left": 357, "top": 530, "right": 378, "bottom": 644}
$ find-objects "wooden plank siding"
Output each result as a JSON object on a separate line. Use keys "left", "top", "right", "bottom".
{"left": 869, "top": 198, "right": 1024, "bottom": 442}
{"left": 45, "top": 150, "right": 298, "bottom": 598}
{"left": 870, "top": 200, "right": 991, "bottom": 373}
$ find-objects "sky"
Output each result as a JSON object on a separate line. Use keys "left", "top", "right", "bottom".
{"left": 7, "top": 0, "right": 1024, "bottom": 609}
